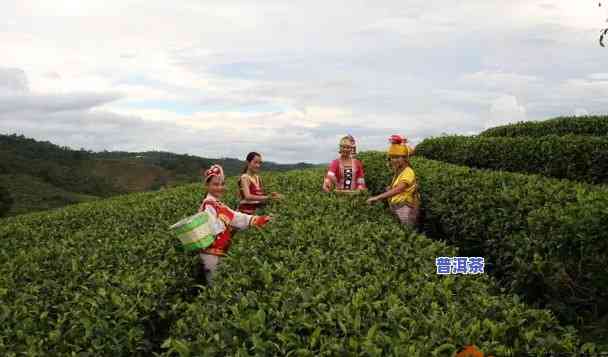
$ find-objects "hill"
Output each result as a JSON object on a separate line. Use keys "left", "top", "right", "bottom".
{"left": 0, "top": 159, "right": 591, "bottom": 356}
{"left": 0, "top": 133, "right": 315, "bottom": 217}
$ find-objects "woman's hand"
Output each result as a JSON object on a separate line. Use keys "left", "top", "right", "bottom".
{"left": 252, "top": 215, "right": 272, "bottom": 228}
{"left": 322, "top": 179, "right": 332, "bottom": 193}
{"left": 270, "top": 192, "right": 283, "bottom": 201}
{"left": 367, "top": 196, "right": 379, "bottom": 205}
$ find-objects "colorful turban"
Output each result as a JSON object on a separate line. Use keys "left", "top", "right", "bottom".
{"left": 204, "top": 164, "right": 225, "bottom": 182}
{"left": 388, "top": 135, "right": 413, "bottom": 157}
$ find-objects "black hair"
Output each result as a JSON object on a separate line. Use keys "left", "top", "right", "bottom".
{"left": 242, "top": 152, "right": 261, "bottom": 174}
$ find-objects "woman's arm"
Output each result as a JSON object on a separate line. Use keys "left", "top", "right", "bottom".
{"left": 230, "top": 210, "right": 255, "bottom": 230}
{"left": 241, "top": 175, "right": 269, "bottom": 201}
{"left": 367, "top": 183, "right": 406, "bottom": 203}
{"left": 229, "top": 209, "right": 271, "bottom": 230}
{"left": 323, "top": 160, "right": 338, "bottom": 192}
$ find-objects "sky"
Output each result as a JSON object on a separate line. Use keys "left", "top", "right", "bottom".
{"left": 1, "top": 1, "right": 607, "bottom": 164}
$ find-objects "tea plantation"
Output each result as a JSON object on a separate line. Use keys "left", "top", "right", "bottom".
{"left": 3, "top": 114, "right": 608, "bottom": 355}
{"left": 1, "top": 161, "right": 603, "bottom": 356}
{"left": 360, "top": 152, "right": 608, "bottom": 347}
{"left": 411, "top": 115, "right": 608, "bottom": 349}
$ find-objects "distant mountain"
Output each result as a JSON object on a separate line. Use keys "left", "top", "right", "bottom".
{"left": 0, "top": 133, "right": 315, "bottom": 217}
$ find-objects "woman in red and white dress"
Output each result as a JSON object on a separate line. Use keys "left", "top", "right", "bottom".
{"left": 197, "top": 164, "right": 272, "bottom": 285}
{"left": 237, "top": 152, "right": 283, "bottom": 215}
{"left": 322, "top": 135, "right": 367, "bottom": 192}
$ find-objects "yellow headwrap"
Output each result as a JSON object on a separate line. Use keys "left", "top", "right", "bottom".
{"left": 388, "top": 134, "right": 413, "bottom": 157}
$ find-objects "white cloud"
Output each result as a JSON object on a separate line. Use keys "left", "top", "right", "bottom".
{"left": 1, "top": 1, "right": 607, "bottom": 162}
{"left": 587, "top": 73, "right": 608, "bottom": 80}
{"left": 0, "top": 68, "right": 29, "bottom": 92}
{"left": 460, "top": 71, "right": 539, "bottom": 90}
{"left": 486, "top": 95, "right": 527, "bottom": 129}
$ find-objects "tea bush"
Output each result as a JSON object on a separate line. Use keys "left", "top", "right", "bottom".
{"left": 0, "top": 185, "right": 212, "bottom": 356}
{"left": 414, "top": 135, "right": 608, "bottom": 184}
{"left": 162, "top": 168, "right": 587, "bottom": 356}
{"left": 480, "top": 115, "right": 608, "bottom": 138}
{"left": 0, "top": 162, "right": 599, "bottom": 356}
{"left": 359, "top": 151, "right": 608, "bottom": 337}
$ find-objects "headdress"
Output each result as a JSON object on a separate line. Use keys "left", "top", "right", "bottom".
{"left": 387, "top": 134, "right": 412, "bottom": 157}
{"left": 204, "top": 164, "right": 225, "bottom": 182}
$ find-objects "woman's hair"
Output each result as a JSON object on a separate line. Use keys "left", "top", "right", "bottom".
{"left": 242, "top": 152, "right": 261, "bottom": 174}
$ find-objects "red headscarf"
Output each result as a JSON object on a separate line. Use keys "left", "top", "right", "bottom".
{"left": 204, "top": 164, "right": 225, "bottom": 182}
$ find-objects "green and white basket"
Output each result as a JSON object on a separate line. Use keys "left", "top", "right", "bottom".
{"left": 170, "top": 211, "right": 216, "bottom": 252}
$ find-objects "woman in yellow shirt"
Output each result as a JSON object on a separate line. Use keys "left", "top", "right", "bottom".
{"left": 367, "top": 135, "right": 420, "bottom": 226}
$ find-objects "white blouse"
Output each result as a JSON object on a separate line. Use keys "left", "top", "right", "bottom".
{"left": 202, "top": 194, "right": 253, "bottom": 234}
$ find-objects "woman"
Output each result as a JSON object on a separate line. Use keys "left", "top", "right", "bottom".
{"left": 367, "top": 135, "right": 420, "bottom": 226}
{"left": 322, "top": 135, "right": 367, "bottom": 192}
{"left": 198, "top": 164, "right": 272, "bottom": 285}
{"left": 237, "top": 152, "right": 283, "bottom": 215}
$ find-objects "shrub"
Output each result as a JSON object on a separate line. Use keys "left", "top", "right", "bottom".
{"left": 359, "top": 151, "right": 608, "bottom": 334}
{"left": 0, "top": 164, "right": 596, "bottom": 356}
{"left": 163, "top": 168, "right": 585, "bottom": 356}
{"left": 415, "top": 135, "right": 608, "bottom": 184}
{"left": 0, "top": 185, "right": 12, "bottom": 217}
{"left": 480, "top": 116, "right": 608, "bottom": 138}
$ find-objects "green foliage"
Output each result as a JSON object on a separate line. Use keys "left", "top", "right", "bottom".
{"left": 360, "top": 151, "right": 608, "bottom": 341}
{"left": 0, "top": 162, "right": 590, "bottom": 355}
{"left": 163, "top": 168, "right": 583, "bottom": 356}
{"left": 415, "top": 135, "right": 608, "bottom": 184}
{"left": 0, "top": 133, "right": 314, "bottom": 216}
{"left": 0, "top": 174, "right": 99, "bottom": 216}
{"left": 0, "top": 184, "right": 12, "bottom": 217}
{"left": 479, "top": 115, "right": 608, "bottom": 138}
{"left": 0, "top": 180, "right": 220, "bottom": 355}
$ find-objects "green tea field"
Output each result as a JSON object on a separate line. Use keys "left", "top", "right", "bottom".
{"left": 1, "top": 116, "right": 607, "bottom": 356}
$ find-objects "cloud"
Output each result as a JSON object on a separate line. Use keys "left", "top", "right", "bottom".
{"left": 460, "top": 71, "right": 539, "bottom": 92}
{"left": 0, "top": 68, "right": 29, "bottom": 92}
{"left": 0, "top": 92, "right": 122, "bottom": 114}
{"left": 0, "top": 67, "right": 393, "bottom": 163}
{"left": 588, "top": 73, "right": 608, "bottom": 80}
{"left": 1, "top": 1, "right": 607, "bottom": 163}
{"left": 486, "top": 95, "right": 527, "bottom": 129}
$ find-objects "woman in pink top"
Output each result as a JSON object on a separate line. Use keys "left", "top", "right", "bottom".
{"left": 322, "top": 135, "right": 367, "bottom": 192}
